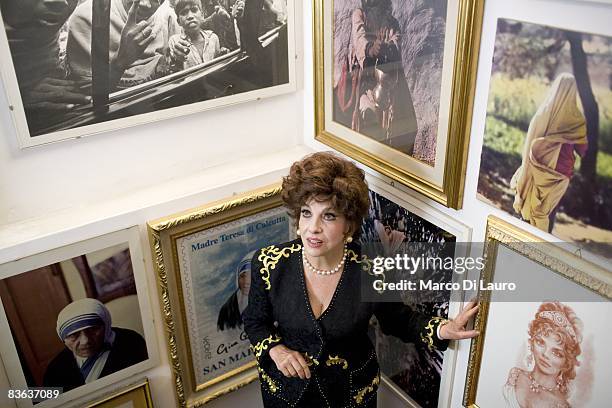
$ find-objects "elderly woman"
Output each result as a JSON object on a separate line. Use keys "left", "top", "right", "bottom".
{"left": 217, "top": 250, "right": 254, "bottom": 331}
{"left": 43, "top": 298, "right": 148, "bottom": 392}
{"left": 504, "top": 302, "right": 583, "bottom": 408}
{"left": 243, "top": 152, "right": 478, "bottom": 407}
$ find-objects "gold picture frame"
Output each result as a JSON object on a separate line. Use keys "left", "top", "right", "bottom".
{"left": 88, "top": 379, "right": 153, "bottom": 408}
{"left": 147, "top": 183, "right": 294, "bottom": 407}
{"left": 463, "top": 216, "right": 612, "bottom": 407}
{"left": 314, "top": 0, "right": 484, "bottom": 208}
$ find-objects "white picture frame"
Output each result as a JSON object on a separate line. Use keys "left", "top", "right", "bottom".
{"left": 365, "top": 174, "right": 472, "bottom": 408}
{"left": 0, "top": 0, "right": 297, "bottom": 148}
{"left": 0, "top": 227, "right": 159, "bottom": 408}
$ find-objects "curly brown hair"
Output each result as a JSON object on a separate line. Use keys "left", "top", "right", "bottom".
{"left": 281, "top": 152, "right": 369, "bottom": 238}
{"left": 528, "top": 302, "right": 583, "bottom": 395}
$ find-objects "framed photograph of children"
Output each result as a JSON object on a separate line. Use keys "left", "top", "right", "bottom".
{"left": 147, "top": 183, "right": 294, "bottom": 408}
{"left": 476, "top": 18, "right": 612, "bottom": 261}
{"left": 362, "top": 175, "right": 471, "bottom": 408}
{"left": 313, "top": 0, "right": 484, "bottom": 209}
{"left": 463, "top": 216, "right": 612, "bottom": 408}
{"left": 0, "top": 0, "right": 296, "bottom": 148}
{"left": 87, "top": 379, "right": 153, "bottom": 408}
{"left": 0, "top": 227, "right": 158, "bottom": 408}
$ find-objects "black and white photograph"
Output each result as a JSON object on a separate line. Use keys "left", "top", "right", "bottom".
{"left": 0, "top": 0, "right": 294, "bottom": 147}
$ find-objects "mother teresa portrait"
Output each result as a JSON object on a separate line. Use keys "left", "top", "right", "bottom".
{"left": 43, "top": 298, "right": 148, "bottom": 392}
{"left": 216, "top": 250, "right": 254, "bottom": 332}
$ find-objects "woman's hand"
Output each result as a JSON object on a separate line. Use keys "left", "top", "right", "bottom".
{"left": 269, "top": 344, "right": 311, "bottom": 379}
{"left": 439, "top": 300, "right": 480, "bottom": 340}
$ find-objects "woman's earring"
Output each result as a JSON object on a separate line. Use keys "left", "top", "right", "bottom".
{"left": 346, "top": 236, "right": 353, "bottom": 243}
{"left": 296, "top": 229, "right": 300, "bottom": 236}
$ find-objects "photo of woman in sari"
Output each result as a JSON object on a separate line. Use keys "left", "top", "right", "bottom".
{"left": 477, "top": 19, "right": 612, "bottom": 259}
{"left": 510, "top": 73, "right": 588, "bottom": 233}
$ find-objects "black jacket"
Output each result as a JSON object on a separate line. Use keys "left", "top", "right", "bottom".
{"left": 243, "top": 240, "right": 448, "bottom": 407}
{"left": 43, "top": 327, "right": 148, "bottom": 392}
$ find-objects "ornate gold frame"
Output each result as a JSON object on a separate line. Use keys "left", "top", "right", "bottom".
{"left": 462, "top": 216, "right": 612, "bottom": 407}
{"left": 87, "top": 379, "right": 153, "bottom": 408}
{"left": 147, "top": 183, "right": 285, "bottom": 407}
{"left": 313, "top": 0, "right": 484, "bottom": 209}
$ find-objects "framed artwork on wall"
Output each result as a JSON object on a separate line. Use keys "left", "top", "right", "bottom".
{"left": 0, "top": 0, "right": 296, "bottom": 148}
{"left": 0, "top": 227, "right": 158, "bottom": 408}
{"left": 476, "top": 18, "right": 612, "bottom": 261}
{"left": 87, "top": 379, "right": 153, "bottom": 408}
{"left": 463, "top": 216, "right": 612, "bottom": 408}
{"left": 362, "top": 175, "right": 471, "bottom": 408}
{"left": 147, "top": 183, "right": 294, "bottom": 407}
{"left": 313, "top": 0, "right": 485, "bottom": 209}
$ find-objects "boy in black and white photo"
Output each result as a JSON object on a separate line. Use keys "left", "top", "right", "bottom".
{"left": 171, "top": 0, "right": 227, "bottom": 69}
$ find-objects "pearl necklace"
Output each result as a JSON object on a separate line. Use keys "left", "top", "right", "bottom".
{"left": 303, "top": 245, "right": 347, "bottom": 276}
{"left": 528, "top": 373, "right": 557, "bottom": 393}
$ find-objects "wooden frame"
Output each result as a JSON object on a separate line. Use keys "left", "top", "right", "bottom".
{"left": 313, "top": 0, "right": 484, "bottom": 208}
{"left": 87, "top": 379, "right": 153, "bottom": 408}
{"left": 147, "top": 183, "right": 294, "bottom": 407}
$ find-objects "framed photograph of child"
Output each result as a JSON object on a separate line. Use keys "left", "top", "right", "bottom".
{"left": 0, "top": 227, "right": 159, "bottom": 408}
{"left": 0, "top": 0, "right": 296, "bottom": 148}
{"left": 463, "top": 216, "right": 612, "bottom": 408}
{"left": 313, "top": 0, "right": 485, "bottom": 208}
{"left": 147, "top": 182, "right": 294, "bottom": 407}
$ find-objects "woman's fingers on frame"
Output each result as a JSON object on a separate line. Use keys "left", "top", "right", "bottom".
{"left": 457, "top": 329, "right": 479, "bottom": 339}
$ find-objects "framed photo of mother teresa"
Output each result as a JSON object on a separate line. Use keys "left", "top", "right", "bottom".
{"left": 147, "top": 182, "right": 293, "bottom": 407}
{"left": 0, "top": 227, "right": 158, "bottom": 408}
{"left": 313, "top": 0, "right": 484, "bottom": 209}
{"left": 463, "top": 216, "right": 612, "bottom": 408}
{"left": 0, "top": 0, "right": 296, "bottom": 148}
{"left": 476, "top": 18, "right": 612, "bottom": 262}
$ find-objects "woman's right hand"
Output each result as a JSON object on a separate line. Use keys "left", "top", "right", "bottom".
{"left": 269, "top": 345, "right": 311, "bottom": 379}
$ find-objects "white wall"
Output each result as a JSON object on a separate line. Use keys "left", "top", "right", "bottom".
{"left": 302, "top": 0, "right": 612, "bottom": 407}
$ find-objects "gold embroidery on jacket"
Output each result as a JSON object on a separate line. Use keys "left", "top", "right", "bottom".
{"left": 251, "top": 334, "right": 282, "bottom": 358}
{"left": 420, "top": 316, "right": 449, "bottom": 351}
{"left": 258, "top": 367, "right": 279, "bottom": 393}
{"left": 325, "top": 355, "right": 348, "bottom": 369}
{"left": 258, "top": 244, "right": 302, "bottom": 290}
{"left": 347, "top": 249, "right": 373, "bottom": 272}
{"left": 353, "top": 373, "right": 380, "bottom": 404}
{"left": 304, "top": 353, "right": 320, "bottom": 367}
{"left": 348, "top": 249, "right": 384, "bottom": 290}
